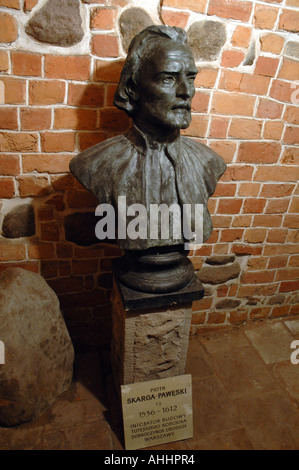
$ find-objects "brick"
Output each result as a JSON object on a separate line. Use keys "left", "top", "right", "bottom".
{"left": 263, "top": 244, "right": 298, "bottom": 256}
{"left": 207, "top": 311, "right": 227, "bottom": 324}
{"left": 269, "top": 80, "right": 293, "bottom": 103}
{"left": 263, "top": 121, "right": 284, "bottom": 140}
{"left": 11, "top": 52, "right": 42, "bottom": 77}
{"left": 266, "top": 228, "right": 288, "bottom": 243}
{"left": 0, "top": 261, "right": 38, "bottom": 273}
{"left": 220, "top": 228, "right": 243, "bottom": 242}
{"left": 240, "top": 74, "right": 271, "bottom": 95}
{"left": 237, "top": 142, "right": 281, "bottom": 164}
{"left": 209, "top": 141, "right": 236, "bottom": 163}
{"left": 254, "top": 5, "right": 278, "bottom": 29}
{"left": 231, "top": 26, "right": 251, "bottom": 48}
{"left": 29, "top": 80, "right": 65, "bottom": 105}
{"left": 289, "top": 255, "right": 299, "bottom": 267}
{"left": 163, "top": 0, "right": 207, "bottom": 12}
{"left": 260, "top": 33, "right": 285, "bottom": 54}
{"left": 209, "top": 117, "right": 229, "bottom": 139}
{"left": 24, "top": 0, "right": 38, "bottom": 11}
{"left": 93, "top": 59, "right": 124, "bottom": 82}
{"left": 232, "top": 244, "right": 262, "bottom": 256}
{"left": 0, "top": 51, "right": 9, "bottom": 72}
{"left": 266, "top": 198, "right": 290, "bottom": 214}
{"left": 191, "top": 92, "right": 210, "bottom": 113}
{"left": 0, "top": 243, "right": 26, "bottom": 261}
{"left": 0, "top": 0, "right": 20, "bottom": 8}
{"left": 54, "top": 108, "right": 98, "bottom": 130}
{"left": 283, "top": 126, "right": 299, "bottom": 145}
{"left": 249, "top": 307, "right": 271, "bottom": 319}
{"left": 220, "top": 164, "right": 254, "bottom": 181}
{"left": 100, "top": 108, "right": 131, "bottom": 132}
{"left": 271, "top": 305, "right": 290, "bottom": 317}
{"left": 44, "top": 55, "right": 91, "bottom": 80}
{"left": 268, "top": 255, "right": 288, "bottom": 269}
{"left": 284, "top": 106, "right": 299, "bottom": 125}
{"left": 279, "top": 280, "right": 299, "bottom": 292}
{"left": 72, "top": 259, "right": 98, "bottom": 274}
{"left": 22, "top": 154, "right": 73, "bottom": 173}
{"left": 219, "top": 70, "right": 242, "bottom": 92}
{"left": 41, "top": 132, "right": 76, "bottom": 152}
{"left": 260, "top": 183, "right": 295, "bottom": 198}
{"left": 0, "top": 107, "right": 18, "bottom": 129}
{"left": 106, "top": 83, "right": 117, "bottom": 106}
{"left": 286, "top": 230, "right": 299, "bottom": 243}
{"left": 213, "top": 182, "right": 236, "bottom": 197}
{"left": 18, "top": 175, "right": 50, "bottom": 197}
{"left": 28, "top": 242, "right": 55, "bottom": 259}
{"left": 281, "top": 147, "right": 299, "bottom": 165}
{"left": 161, "top": 9, "right": 190, "bottom": 29}
{"left": 0, "top": 178, "right": 15, "bottom": 197}
{"left": 255, "top": 56, "right": 279, "bottom": 77}
{"left": 278, "top": 59, "right": 299, "bottom": 81}
{"left": 252, "top": 215, "right": 282, "bottom": 227}
{"left": 68, "top": 83, "right": 105, "bottom": 107}
{"left": 289, "top": 197, "right": 299, "bottom": 213}
{"left": 221, "top": 50, "right": 244, "bottom": 68}
{"left": 211, "top": 214, "right": 232, "bottom": 228}
{"left": 1, "top": 77, "right": 26, "bottom": 104}
{"left": 208, "top": 0, "right": 252, "bottom": 21}
{"left": 182, "top": 115, "right": 209, "bottom": 138}
{"left": 66, "top": 189, "right": 97, "bottom": 209}
{"left": 243, "top": 198, "right": 266, "bottom": 214}
{"left": 211, "top": 91, "right": 255, "bottom": 116}
{"left": 0, "top": 12, "right": 18, "bottom": 43}
{"left": 229, "top": 118, "right": 262, "bottom": 140}
{"left": 92, "top": 35, "right": 119, "bottom": 58}
{"left": 192, "top": 297, "right": 213, "bottom": 311}
{"left": 247, "top": 257, "right": 268, "bottom": 270}
{"left": 0, "top": 154, "right": 20, "bottom": 175}
{"left": 78, "top": 132, "right": 107, "bottom": 151}
{"left": 0, "top": 132, "right": 38, "bottom": 152}
{"left": 283, "top": 214, "right": 299, "bottom": 229}
{"left": 238, "top": 183, "right": 260, "bottom": 197}
{"left": 254, "top": 166, "right": 299, "bottom": 182}
{"left": 256, "top": 98, "right": 283, "bottom": 119}
{"left": 20, "top": 107, "right": 52, "bottom": 131}
{"left": 40, "top": 222, "right": 60, "bottom": 241}
{"left": 279, "top": 9, "right": 299, "bottom": 32}
{"left": 242, "top": 270, "right": 275, "bottom": 284}
{"left": 218, "top": 198, "right": 242, "bottom": 214}
{"left": 195, "top": 68, "right": 218, "bottom": 88}
{"left": 91, "top": 7, "right": 117, "bottom": 29}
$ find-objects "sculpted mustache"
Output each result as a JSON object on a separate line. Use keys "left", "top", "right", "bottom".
{"left": 172, "top": 103, "right": 191, "bottom": 110}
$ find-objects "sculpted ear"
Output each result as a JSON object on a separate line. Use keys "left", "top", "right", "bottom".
{"left": 126, "top": 78, "right": 139, "bottom": 102}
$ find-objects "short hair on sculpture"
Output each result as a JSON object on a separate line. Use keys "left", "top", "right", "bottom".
{"left": 113, "top": 25, "right": 189, "bottom": 117}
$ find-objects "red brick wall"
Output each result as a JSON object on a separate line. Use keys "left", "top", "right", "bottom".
{"left": 0, "top": 0, "right": 298, "bottom": 349}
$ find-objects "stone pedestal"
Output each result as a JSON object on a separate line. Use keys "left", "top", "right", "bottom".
{"left": 110, "top": 269, "right": 204, "bottom": 389}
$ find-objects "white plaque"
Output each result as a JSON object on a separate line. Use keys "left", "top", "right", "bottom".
{"left": 121, "top": 374, "right": 193, "bottom": 450}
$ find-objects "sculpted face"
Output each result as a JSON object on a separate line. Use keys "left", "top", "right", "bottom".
{"left": 133, "top": 41, "right": 198, "bottom": 136}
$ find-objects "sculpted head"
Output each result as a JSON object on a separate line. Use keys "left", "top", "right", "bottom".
{"left": 113, "top": 25, "right": 198, "bottom": 136}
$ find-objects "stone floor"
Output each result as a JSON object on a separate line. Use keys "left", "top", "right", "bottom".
{"left": 1, "top": 316, "right": 299, "bottom": 450}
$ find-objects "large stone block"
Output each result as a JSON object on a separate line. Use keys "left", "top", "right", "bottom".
{"left": 111, "top": 280, "right": 192, "bottom": 388}
{"left": 0, "top": 268, "right": 74, "bottom": 427}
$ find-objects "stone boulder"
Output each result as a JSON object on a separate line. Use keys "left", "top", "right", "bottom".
{"left": 0, "top": 268, "right": 74, "bottom": 427}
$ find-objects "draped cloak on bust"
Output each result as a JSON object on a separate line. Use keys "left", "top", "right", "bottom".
{"left": 69, "top": 124, "right": 227, "bottom": 251}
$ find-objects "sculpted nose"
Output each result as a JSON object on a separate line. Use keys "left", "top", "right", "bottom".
{"left": 176, "top": 79, "right": 192, "bottom": 99}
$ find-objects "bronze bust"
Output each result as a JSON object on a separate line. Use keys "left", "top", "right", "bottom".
{"left": 69, "top": 25, "right": 226, "bottom": 294}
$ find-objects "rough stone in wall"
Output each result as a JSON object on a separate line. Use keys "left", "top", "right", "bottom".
{"left": 197, "top": 260, "right": 240, "bottom": 285}
{"left": 119, "top": 7, "right": 154, "bottom": 52}
{"left": 187, "top": 20, "right": 226, "bottom": 61}
{"left": 25, "top": 0, "right": 84, "bottom": 47}
{"left": 2, "top": 204, "right": 35, "bottom": 238}
{"left": 243, "top": 41, "right": 256, "bottom": 65}
{"left": 0, "top": 268, "right": 74, "bottom": 426}
{"left": 284, "top": 41, "right": 299, "bottom": 60}
{"left": 215, "top": 298, "right": 241, "bottom": 309}
{"left": 205, "top": 254, "right": 235, "bottom": 266}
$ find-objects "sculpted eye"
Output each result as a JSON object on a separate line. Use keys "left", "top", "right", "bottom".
{"left": 161, "top": 75, "right": 175, "bottom": 84}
